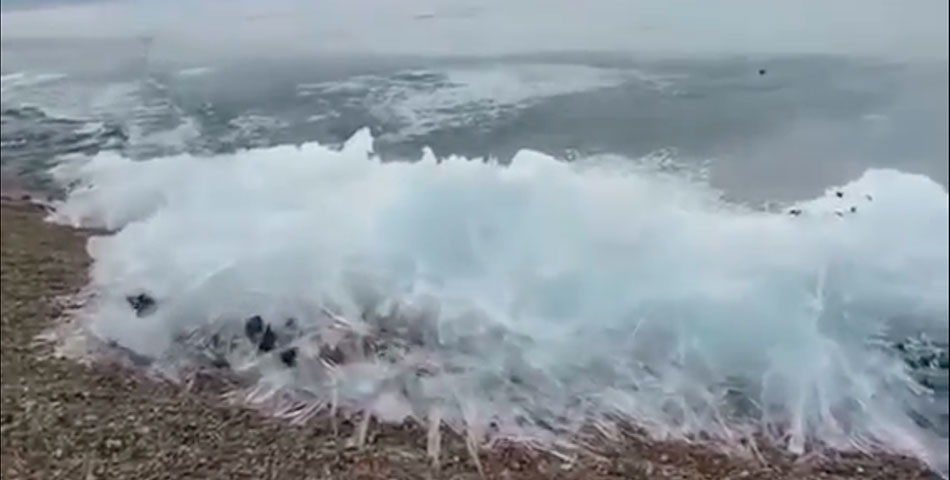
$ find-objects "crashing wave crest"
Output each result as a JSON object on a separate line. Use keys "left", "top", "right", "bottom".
{"left": 49, "top": 128, "right": 949, "bottom": 472}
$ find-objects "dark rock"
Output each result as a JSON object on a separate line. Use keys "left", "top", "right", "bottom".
{"left": 279, "top": 347, "right": 298, "bottom": 367}
{"left": 244, "top": 315, "right": 264, "bottom": 340}
{"left": 849, "top": 206, "right": 857, "bottom": 213}
{"left": 788, "top": 208, "right": 803, "bottom": 216}
{"left": 126, "top": 293, "right": 157, "bottom": 317}
{"left": 210, "top": 357, "right": 230, "bottom": 369}
{"left": 865, "top": 194, "right": 873, "bottom": 201}
{"left": 834, "top": 211, "right": 844, "bottom": 217}
{"left": 258, "top": 325, "right": 276, "bottom": 353}
{"left": 244, "top": 315, "right": 279, "bottom": 352}
{"left": 758, "top": 68, "right": 767, "bottom": 76}
{"left": 835, "top": 191, "right": 844, "bottom": 198}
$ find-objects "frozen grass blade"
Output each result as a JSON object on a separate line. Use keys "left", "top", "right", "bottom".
{"left": 350, "top": 412, "right": 372, "bottom": 449}
{"left": 427, "top": 406, "right": 443, "bottom": 470}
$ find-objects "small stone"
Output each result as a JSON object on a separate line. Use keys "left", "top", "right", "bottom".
{"left": 279, "top": 347, "right": 298, "bottom": 367}
{"left": 244, "top": 315, "right": 264, "bottom": 340}
{"left": 258, "top": 325, "right": 276, "bottom": 352}
{"left": 210, "top": 357, "right": 230, "bottom": 369}
{"left": 835, "top": 191, "right": 844, "bottom": 198}
{"left": 126, "top": 293, "right": 157, "bottom": 317}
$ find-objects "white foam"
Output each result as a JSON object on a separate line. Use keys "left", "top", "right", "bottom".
{"left": 296, "top": 64, "right": 639, "bottom": 140}
{"left": 0, "top": 72, "right": 68, "bottom": 96}
{"left": 50, "top": 129, "right": 949, "bottom": 471}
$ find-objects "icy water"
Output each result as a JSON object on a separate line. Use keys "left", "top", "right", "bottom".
{"left": 3, "top": 49, "right": 947, "bottom": 203}
{"left": 3, "top": 0, "right": 948, "bottom": 476}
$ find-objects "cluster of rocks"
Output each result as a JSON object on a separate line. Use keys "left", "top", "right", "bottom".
{"left": 120, "top": 290, "right": 548, "bottom": 416}
{"left": 787, "top": 190, "right": 873, "bottom": 217}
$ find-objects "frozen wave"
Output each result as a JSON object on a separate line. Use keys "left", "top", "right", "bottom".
{"left": 50, "top": 129, "right": 948, "bottom": 472}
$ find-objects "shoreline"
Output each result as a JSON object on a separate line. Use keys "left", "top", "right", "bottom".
{"left": 0, "top": 195, "right": 941, "bottom": 480}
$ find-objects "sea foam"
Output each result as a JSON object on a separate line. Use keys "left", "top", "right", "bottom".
{"left": 50, "top": 128, "right": 948, "bottom": 471}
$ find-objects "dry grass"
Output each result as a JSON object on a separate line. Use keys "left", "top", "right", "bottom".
{"left": 0, "top": 198, "right": 940, "bottom": 479}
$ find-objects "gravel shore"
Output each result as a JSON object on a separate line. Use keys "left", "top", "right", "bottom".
{"left": 0, "top": 197, "right": 940, "bottom": 480}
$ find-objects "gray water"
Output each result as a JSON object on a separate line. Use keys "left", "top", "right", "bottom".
{"left": 3, "top": 41, "right": 947, "bottom": 204}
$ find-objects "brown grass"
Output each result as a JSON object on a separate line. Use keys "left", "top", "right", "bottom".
{"left": 0, "top": 199, "right": 939, "bottom": 479}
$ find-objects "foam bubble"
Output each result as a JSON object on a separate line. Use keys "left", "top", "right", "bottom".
{"left": 50, "top": 128, "right": 948, "bottom": 472}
